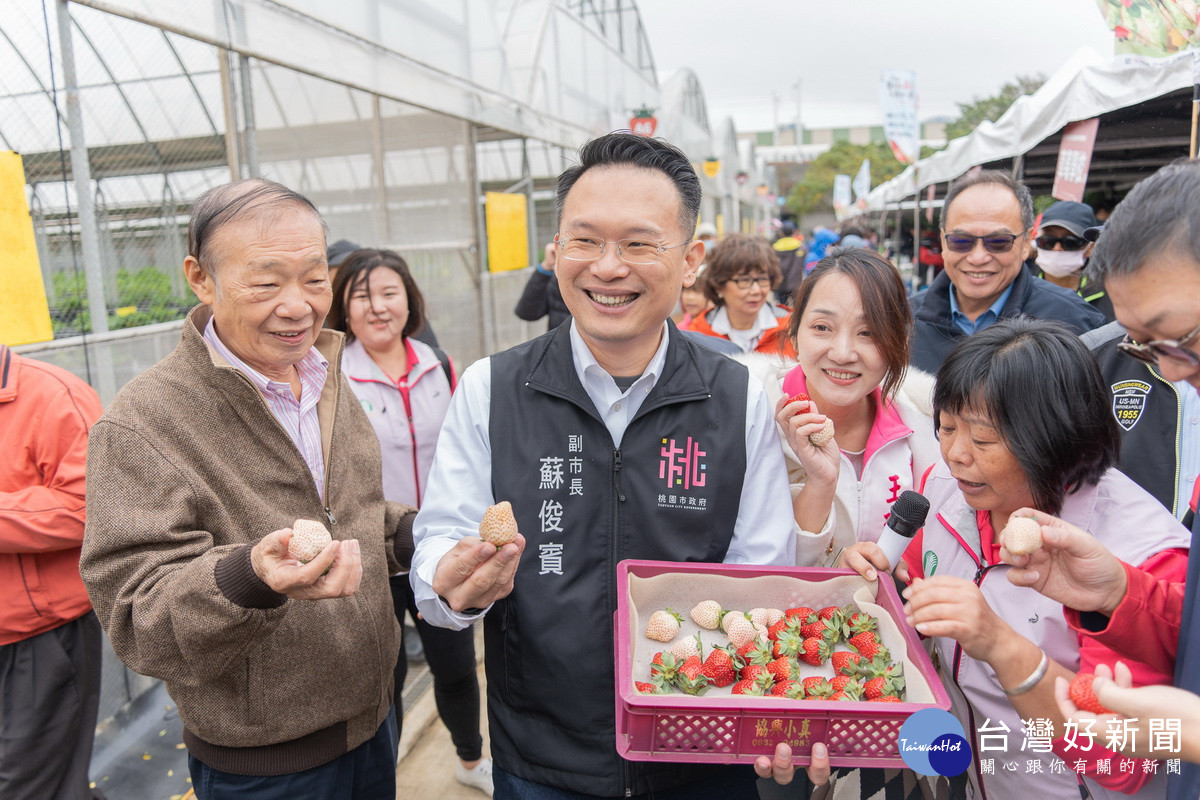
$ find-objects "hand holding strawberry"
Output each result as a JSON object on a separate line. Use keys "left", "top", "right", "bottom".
{"left": 773, "top": 392, "right": 840, "bottom": 489}
{"left": 431, "top": 505, "right": 526, "bottom": 613}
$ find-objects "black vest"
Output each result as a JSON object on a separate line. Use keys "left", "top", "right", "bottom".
{"left": 486, "top": 323, "right": 749, "bottom": 795}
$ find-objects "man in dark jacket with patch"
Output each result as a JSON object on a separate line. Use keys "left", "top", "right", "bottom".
{"left": 909, "top": 170, "right": 1105, "bottom": 373}
{"left": 411, "top": 133, "right": 814, "bottom": 798}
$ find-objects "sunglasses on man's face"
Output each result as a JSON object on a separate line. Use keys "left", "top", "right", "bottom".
{"left": 1035, "top": 234, "right": 1089, "bottom": 251}
{"left": 942, "top": 232, "right": 1021, "bottom": 254}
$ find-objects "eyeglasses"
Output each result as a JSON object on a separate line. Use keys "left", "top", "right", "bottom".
{"left": 1117, "top": 322, "right": 1200, "bottom": 369}
{"left": 942, "top": 232, "right": 1022, "bottom": 254}
{"left": 1035, "top": 234, "right": 1089, "bottom": 251}
{"left": 727, "top": 274, "right": 772, "bottom": 290}
{"left": 556, "top": 234, "right": 691, "bottom": 266}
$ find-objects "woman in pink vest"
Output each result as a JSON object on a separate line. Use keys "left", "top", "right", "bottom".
{"left": 846, "top": 318, "right": 1190, "bottom": 799}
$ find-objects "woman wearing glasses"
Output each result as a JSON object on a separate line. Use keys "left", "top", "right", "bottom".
{"left": 687, "top": 233, "right": 796, "bottom": 355}
{"left": 1033, "top": 201, "right": 1115, "bottom": 322}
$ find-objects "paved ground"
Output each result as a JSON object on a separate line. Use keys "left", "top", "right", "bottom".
{"left": 395, "top": 659, "right": 492, "bottom": 799}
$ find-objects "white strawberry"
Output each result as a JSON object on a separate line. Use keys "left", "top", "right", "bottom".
{"left": 725, "top": 614, "right": 758, "bottom": 649}
{"left": 747, "top": 608, "right": 769, "bottom": 627}
{"left": 669, "top": 632, "right": 702, "bottom": 661}
{"left": 289, "top": 519, "right": 332, "bottom": 563}
{"left": 764, "top": 608, "right": 785, "bottom": 627}
{"left": 809, "top": 418, "right": 836, "bottom": 447}
{"left": 645, "top": 609, "right": 683, "bottom": 642}
{"left": 722, "top": 611, "right": 750, "bottom": 635}
{"left": 479, "top": 501, "right": 518, "bottom": 548}
{"left": 1003, "top": 516, "right": 1043, "bottom": 556}
{"left": 690, "top": 600, "right": 724, "bottom": 630}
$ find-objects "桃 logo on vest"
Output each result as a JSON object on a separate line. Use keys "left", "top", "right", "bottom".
{"left": 657, "top": 435, "right": 709, "bottom": 512}
{"left": 1110, "top": 379, "right": 1150, "bottom": 431}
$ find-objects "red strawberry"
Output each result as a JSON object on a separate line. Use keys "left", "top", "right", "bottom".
{"left": 799, "top": 636, "right": 831, "bottom": 666}
{"left": 771, "top": 679, "right": 798, "bottom": 697}
{"left": 767, "top": 619, "right": 789, "bottom": 641}
{"left": 773, "top": 629, "right": 803, "bottom": 659}
{"left": 650, "top": 652, "right": 679, "bottom": 683}
{"left": 848, "top": 631, "right": 887, "bottom": 661}
{"left": 786, "top": 392, "right": 811, "bottom": 410}
{"left": 863, "top": 676, "right": 891, "bottom": 700}
{"left": 830, "top": 675, "right": 855, "bottom": 692}
{"left": 731, "top": 678, "right": 764, "bottom": 696}
{"left": 831, "top": 651, "right": 864, "bottom": 675}
{"left": 798, "top": 616, "right": 827, "bottom": 638}
{"left": 700, "top": 647, "right": 738, "bottom": 688}
{"left": 766, "top": 656, "right": 795, "bottom": 683}
{"left": 740, "top": 663, "right": 770, "bottom": 682}
{"left": 802, "top": 676, "right": 831, "bottom": 698}
{"left": 840, "top": 607, "right": 879, "bottom": 638}
{"left": 870, "top": 695, "right": 903, "bottom": 703}
{"left": 818, "top": 605, "right": 842, "bottom": 621}
{"left": 1069, "top": 673, "right": 1113, "bottom": 714}
{"left": 635, "top": 678, "right": 666, "bottom": 694}
{"left": 785, "top": 606, "right": 815, "bottom": 621}
{"left": 674, "top": 655, "right": 710, "bottom": 696}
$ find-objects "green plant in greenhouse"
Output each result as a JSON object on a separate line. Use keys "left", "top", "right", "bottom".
{"left": 49, "top": 267, "right": 193, "bottom": 336}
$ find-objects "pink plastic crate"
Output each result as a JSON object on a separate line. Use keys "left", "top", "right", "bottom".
{"left": 614, "top": 560, "right": 952, "bottom": 768}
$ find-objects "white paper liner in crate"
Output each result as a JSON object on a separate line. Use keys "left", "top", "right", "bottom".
{"left": 627, "top": 571, "right": 936, "bottom": 703}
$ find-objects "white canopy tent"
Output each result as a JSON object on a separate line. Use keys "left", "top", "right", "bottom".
{"left": 864, "top": 47, "right": 1196, "bottom": 210}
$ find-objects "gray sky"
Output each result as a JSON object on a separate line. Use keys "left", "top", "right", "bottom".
{"left": 635, "top": 0, "right": 1116, "bottom": 132}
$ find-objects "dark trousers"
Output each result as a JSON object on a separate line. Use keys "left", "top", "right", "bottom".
{"left": 493, "top": 763, "right": 792, "bottom": 800}
{"left": 188, "top": 709, "right": 398, "bottom": 800}
{"left": 0, "top": 611, "right": 102, "bottom": 800}
{"left": 391, "top": 574, "right": 483, "bottom": 762}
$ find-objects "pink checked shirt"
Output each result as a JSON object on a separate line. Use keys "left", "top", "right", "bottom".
{"left": 203, "top": 319, "right": 329, "bottom": 500}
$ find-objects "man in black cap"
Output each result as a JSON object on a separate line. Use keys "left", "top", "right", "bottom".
{"left": 1033, "top": 200, "right": 1114, "bottom": 321}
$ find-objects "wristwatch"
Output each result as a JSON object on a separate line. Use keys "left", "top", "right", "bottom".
{"left": 439, "top": 594, "right": 485, "bottom": 616}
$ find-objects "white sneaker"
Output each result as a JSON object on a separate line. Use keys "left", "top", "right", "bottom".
{"left": 454, "top": 758, "right": 494, "bottom": 797}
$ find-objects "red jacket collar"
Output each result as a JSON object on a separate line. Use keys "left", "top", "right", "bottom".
{"left": 0, "top": 346, "right": 16, "bottom": 403}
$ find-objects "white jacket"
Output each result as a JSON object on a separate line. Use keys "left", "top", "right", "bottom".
{"left": 342, "top": 337, "right": 453, "bottom": 508}
{"left": 737, "top": 354, "right": 939, "bottom": 567}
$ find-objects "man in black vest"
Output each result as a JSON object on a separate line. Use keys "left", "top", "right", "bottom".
{"left": 410, "top": 132, "right": 817, "bottom": 798}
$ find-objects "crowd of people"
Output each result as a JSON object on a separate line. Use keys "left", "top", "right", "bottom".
{"left": 4, "top": 130, "right": 1200, "bottom": 800}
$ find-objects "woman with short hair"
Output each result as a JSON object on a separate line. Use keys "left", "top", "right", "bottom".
{"left": 844, "top": 318, "right": 1191, "bottom": 799}
{"left": 688, "top": 233, "right": 794, "bottom": 356}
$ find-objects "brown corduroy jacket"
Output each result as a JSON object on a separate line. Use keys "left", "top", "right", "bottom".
{"left": 81, "top": 305, "right": 414, "bottom": 776}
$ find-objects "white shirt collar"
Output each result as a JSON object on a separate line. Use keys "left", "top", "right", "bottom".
{"left": 567, "top": 320, "right": 669, "bottom": 446}
{"left": 708, "top": 303, "right": 779, "bottom": 351}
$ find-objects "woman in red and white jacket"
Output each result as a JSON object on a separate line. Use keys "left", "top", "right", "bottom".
{"left": 329, "top": 249, "right": 492, "bottom": 795}
{"left": 742, "top": 247, "right": 940, "bottom": 569}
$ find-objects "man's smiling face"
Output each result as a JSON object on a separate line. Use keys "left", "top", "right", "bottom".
{"left": 555, "top": 165, "right": 702, "bottom": 368}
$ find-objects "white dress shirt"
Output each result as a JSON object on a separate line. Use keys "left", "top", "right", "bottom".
{"left": 410, "top": 321, "right": 796, "bottom": 630}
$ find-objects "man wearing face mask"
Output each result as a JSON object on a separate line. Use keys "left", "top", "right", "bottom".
{"left": 1034, "top": 201, "right": 1116, "bottom": 322}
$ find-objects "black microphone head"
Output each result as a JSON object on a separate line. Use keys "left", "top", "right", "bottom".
{"left": 891, "top": 490, "right": 931, "bottom": 529}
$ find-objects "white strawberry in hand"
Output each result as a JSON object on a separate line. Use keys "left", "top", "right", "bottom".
{"left": 1002, "top": 516, "right": 1042, "bottom": 556}
{"left": 479, "top": 501, "right": 518, "bottom": 548}
{"left": 289, "top": 519, "right": 332, "bottom": 563}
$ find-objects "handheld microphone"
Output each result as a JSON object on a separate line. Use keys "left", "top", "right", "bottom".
{"left": 875, "top": 490, "right": 930, "bottom": 570}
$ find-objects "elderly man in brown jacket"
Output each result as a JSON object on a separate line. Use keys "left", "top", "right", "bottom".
{"left": 81, "top": 179, "right": 415, "bottom": 800}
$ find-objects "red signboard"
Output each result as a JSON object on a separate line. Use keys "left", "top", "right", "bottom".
{"left": 1052, "top": 118, "right": 1100, "bottom": 202}
{"left": 630, "top": 116, "right": 658, "bottom": 137}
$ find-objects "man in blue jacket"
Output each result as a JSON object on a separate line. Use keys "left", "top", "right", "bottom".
{"left": 909, "top": 170, "right": 1105, "bottom": 373}
{"left": 410, "top": 132, "right": 814, "bottom": 798}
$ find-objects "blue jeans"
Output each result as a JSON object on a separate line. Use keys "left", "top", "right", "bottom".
{"left": 493, "top": 762, "right": 771, "bottom": 800}
{"left": 188, "top": 710, "right": 398, "bottom": 800}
